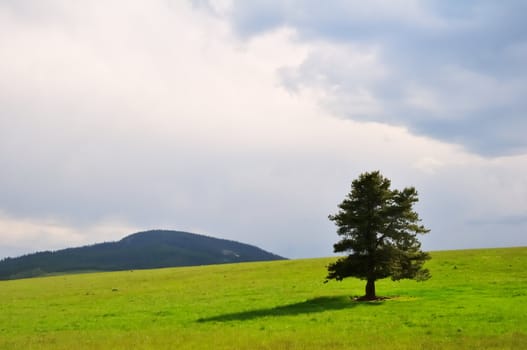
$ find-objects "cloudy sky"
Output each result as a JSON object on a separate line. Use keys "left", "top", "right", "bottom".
{"left": 1, "top": 0, "right": 526, "bottom": 259}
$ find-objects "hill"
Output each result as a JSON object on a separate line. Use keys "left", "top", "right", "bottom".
{"left": 0, "top": 229, "right": 285, "bottom": 280}
{"left": 0, "top": 247, "right": 525, "bottom": 349}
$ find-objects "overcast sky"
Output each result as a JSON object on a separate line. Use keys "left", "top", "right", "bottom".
{"left": 1, "top": 0, "right": 526, "bottom": 259}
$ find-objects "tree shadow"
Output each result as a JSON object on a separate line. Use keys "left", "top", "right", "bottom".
{"left": 196, "top": 295, "right": 383, "bottom": 323}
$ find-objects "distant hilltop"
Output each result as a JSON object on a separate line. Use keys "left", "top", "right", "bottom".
{"left": 0, "top": 230, "right": 286, "bottom": 280}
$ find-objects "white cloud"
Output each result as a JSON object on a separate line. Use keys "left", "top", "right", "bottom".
{"left": 0, "top": 1, "right": 526, "bottom": 260}
{"left": 0, "top": 211, "right": 139, "bottom": 258}
{"left": 214, "top": 1, "right": 527, "bottom": 155}
{"left": 279, "top": 42, "right": 386, "bottom": 119}
{"left": 415, "top": 152, "right": 527, "bottom": 250}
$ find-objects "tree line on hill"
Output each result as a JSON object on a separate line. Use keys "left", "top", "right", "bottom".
{"left": 0, "top": 230, "right": 285, "bottom": 280}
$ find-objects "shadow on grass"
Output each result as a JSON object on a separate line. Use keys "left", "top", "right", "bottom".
{"left": 196, "top": 295, "right": 383, "bottom": 323}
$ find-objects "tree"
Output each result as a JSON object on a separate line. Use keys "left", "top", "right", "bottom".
{"left": 327, "top": 171, "right": 430, "bottom": 300}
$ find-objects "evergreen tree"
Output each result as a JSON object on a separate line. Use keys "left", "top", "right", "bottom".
{"left": 327, "top": 171, "right": 430, "bottom": 299}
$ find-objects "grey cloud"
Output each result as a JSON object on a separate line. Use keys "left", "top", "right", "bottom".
{"left": 468, "top": 214, "right": 527, "bottom": 226}
{"left": 212, "top": 0, "right": 527, "bottom": 156}
{"left": 1, "top": 0, "right": 526, "bottom": 260}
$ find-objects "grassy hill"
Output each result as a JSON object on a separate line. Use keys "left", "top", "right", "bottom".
{"left": 0, "top": 230, "right": 285, "bottom": 280}
{"left": 0, "top": 247, "right": 526, "bottom": 349}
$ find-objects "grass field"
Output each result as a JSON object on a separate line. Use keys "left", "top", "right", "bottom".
{"left": 1, "top": 247, "right": 526, "bottom": 349}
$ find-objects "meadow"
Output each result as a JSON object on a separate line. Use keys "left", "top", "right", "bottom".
{"left": 1, "top": 247, "right": 526, "bottom": 349}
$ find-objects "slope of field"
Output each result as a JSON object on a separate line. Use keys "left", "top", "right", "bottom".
{"left": 1, "top": 247, "right": 526, "bottom": 349}
{"left": 0, "top": 230, "right": 285, "bottom": 280}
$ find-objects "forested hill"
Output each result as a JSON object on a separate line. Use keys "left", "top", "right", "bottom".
{"left": 0, "top": 230, "right": 286, "bottom": 280}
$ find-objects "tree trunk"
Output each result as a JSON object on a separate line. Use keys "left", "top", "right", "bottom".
{"left": 365, "top": 279, "right": 376, "bottom": 300}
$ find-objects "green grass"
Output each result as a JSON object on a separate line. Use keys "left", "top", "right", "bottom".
{"left": 1, "top": 247, "right": 526, "bottom": 349}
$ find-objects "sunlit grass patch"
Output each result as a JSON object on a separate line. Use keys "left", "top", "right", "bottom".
{"left": 0, "top": 247, "right": 526, "bottom": 349}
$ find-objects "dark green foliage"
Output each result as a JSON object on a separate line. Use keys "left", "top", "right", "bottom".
{"left": 327, "top": 171, "right": 430, "bottom": 299}
{"left": 0, "top": 230, "right": 285, "bottom": 280}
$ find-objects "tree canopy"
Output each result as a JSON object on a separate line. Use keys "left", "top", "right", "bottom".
{"left": 327, "top": 171, "right": 430, "bottom": 299}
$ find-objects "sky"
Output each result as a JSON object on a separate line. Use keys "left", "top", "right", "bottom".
{"left": 1, "top": 0, "right": 526, "bottom": 259}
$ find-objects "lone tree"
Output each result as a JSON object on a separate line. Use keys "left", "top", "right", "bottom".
{"left": 327, "top": 171, "right": 430, "bottom": 300}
